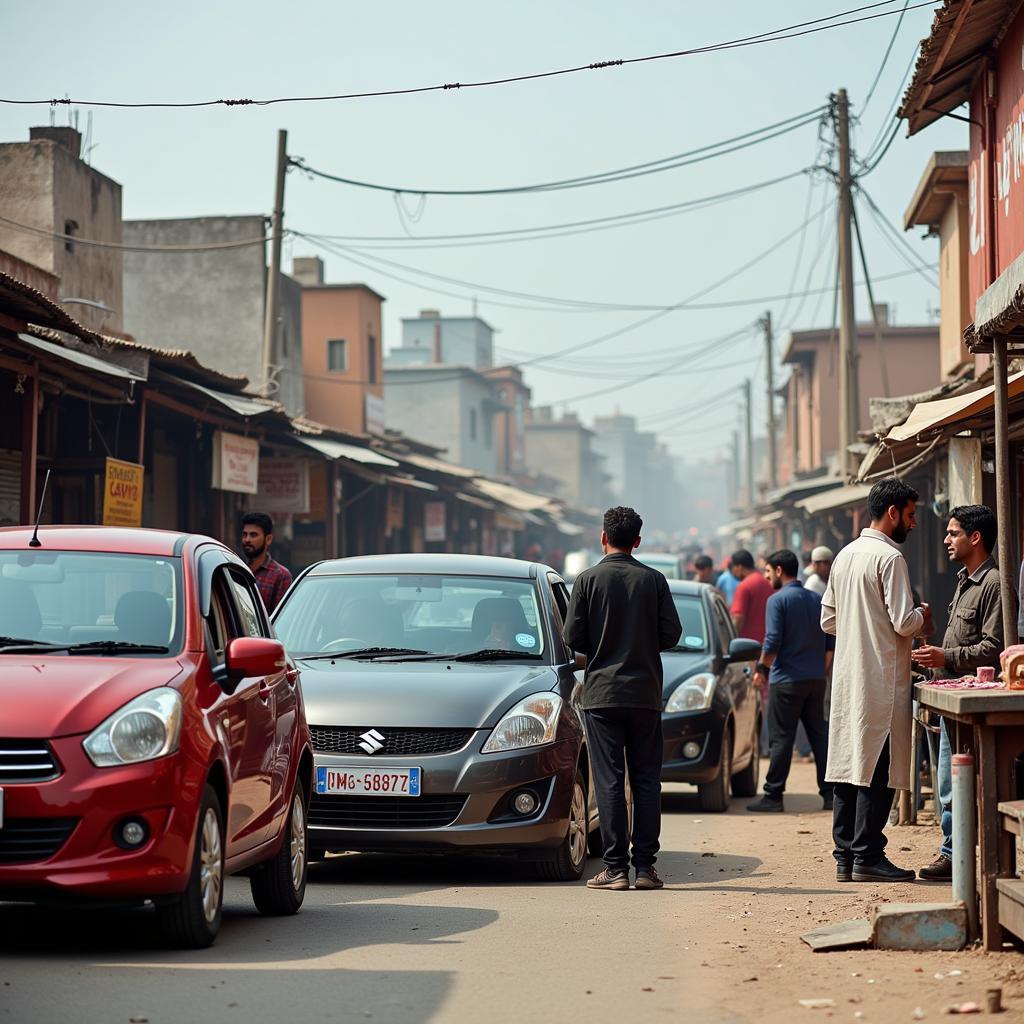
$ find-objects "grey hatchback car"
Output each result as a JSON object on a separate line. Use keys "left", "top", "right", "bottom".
{"left": 271, "top": 554, "right": 599, "bottom": 881}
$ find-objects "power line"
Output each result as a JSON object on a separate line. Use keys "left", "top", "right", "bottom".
{"left": 0, "top": 3, "right": 937, "bottom": 110}
{"left": 290, "top": 109, "right": 826, "bottom": 197}
{"left": 857, "top": 185, "right": 939, "bottom": 284}
{"left": 860, "top": 0, "right": 910, "bottom": 116}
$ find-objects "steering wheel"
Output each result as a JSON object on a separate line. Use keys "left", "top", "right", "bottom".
{"left": 318, "top": 637, "right": 368, "bottom": 653}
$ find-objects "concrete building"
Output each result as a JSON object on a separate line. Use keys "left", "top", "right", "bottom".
{"left": 779, "top": 305, "right": 941, "bottom": 477}
{"left": 122, "top": 216, "right": 305, "bottom": 415}
{"left": 0, "top": 126, "right": 123, "bottom": 333}
{"left": 293, "top": 256, "right": 385, "bottom": 436}
{"left": 524, "top": 408, "right": 608, "bottom": 511}
{"left": 487, "top": 364, "right": 531, "bottom": 478}
{"left": 389, "top": 310, "right": 494, "bottom": 368}
{"left": 384, "top": 364, "right": 502, "bottom": 475}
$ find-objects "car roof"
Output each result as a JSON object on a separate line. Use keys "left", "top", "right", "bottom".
{"left": 0, "top": 525, "right": 210, "bottom": 557}
{"left": 666, "top": 579, "right": 711, "bottom": 597}
{"left": 306, "top": 553, "right": 543, "bottom": 579}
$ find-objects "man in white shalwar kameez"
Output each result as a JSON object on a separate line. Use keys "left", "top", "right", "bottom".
{"left": 821, "top": 479, "right": 933, "bottom": 883}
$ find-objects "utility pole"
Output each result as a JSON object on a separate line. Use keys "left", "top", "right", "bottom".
{"left": 761, "top": 311, "right": 778, "bottom": 490}
{"left": 835, "top": 89, "right": 859, "bottom": 478}
{"left": 261, "top": 129, "right": 288, "bottom": 397}
{"left": 743, "top": 379, "right": 755, "bottom": 512}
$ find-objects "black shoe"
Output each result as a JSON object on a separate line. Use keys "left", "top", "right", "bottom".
{"left": 746, "top": 796, "right": 784, "bottom": 813}
{"left": 836, "top": 862, "right": 853, "bottom": 882}
{"left": 919, "top": 854, "right": 952, "bottom": 881}
{"left": 851, "top": 857, "right": 916, "bottom": 883}
{"left": 586, "top": 868, "right": 630, "bottom": 890}
{"left": 634, "top": 867, "right": 664, "bottom": 890}
{"left": 822, "top": 796, "right": 834, "bottom": 811}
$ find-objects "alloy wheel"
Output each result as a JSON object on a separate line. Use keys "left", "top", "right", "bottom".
{"left": 568, "top": 781, "right": 587, "bottom": 867}
{"left": 290, "top": 793, "right": 307, "bottom": 892}
{"left": 199, "top": 807, "right": 223, "bottom": 924}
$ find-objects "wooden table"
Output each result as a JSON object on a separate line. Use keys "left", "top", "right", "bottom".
{"left": 916, "top": 683, "right": 1024, "bottom": 950}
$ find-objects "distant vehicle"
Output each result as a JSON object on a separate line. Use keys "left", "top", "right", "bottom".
{"left": 636, "top": 552, "right": 684, "bottom": 579}
{"left": 660, "top": 579, "right": 762, "bottom": 812}
{"left": 562, "top": 548, "right": 602, "bottom": 583}
{"left": 0, "top": 526, "right": 313, "bottom": 947}
{"left": 273, "top": 554, "right": 601, "bottom": 881}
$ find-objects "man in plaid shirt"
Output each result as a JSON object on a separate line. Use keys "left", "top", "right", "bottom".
{"left": 241, "top": 512, "right": 292, "bottom": 614}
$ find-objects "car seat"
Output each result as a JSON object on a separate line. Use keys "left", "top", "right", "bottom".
{"left": 114, "top": 591, "right": 173, "bottom": 647}
{"left": 336, "top": 599, "right": 405, "bottom": 648}
{"left": 471, "top": 598, "right": 532, "bottom": 649}
{"left": 0, "top": 578, "right": 43, "bottom": 640}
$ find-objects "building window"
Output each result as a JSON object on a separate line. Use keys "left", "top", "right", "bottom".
{"left": 64, "top": 219, "right": 79, "bottom": 254}
{"left": 469, "top": 408, "right": 478, "bottom": 442}
{"left": 327, "top": 338, "right": 348, "bottom": 372}
{"left": 483, "top": 409, "right": 492, "bottom": 449}
{"left": 367, "top": 333, "right": 378, "bottom": 384}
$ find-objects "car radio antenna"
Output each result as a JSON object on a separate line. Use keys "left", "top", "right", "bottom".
{"left": 28, "top": 470, "right": 52, "bottom": 548}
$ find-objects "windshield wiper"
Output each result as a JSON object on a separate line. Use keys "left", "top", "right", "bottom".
{"left": 296, "top": 647, "right": 429, "bottom": 662}
{"left": 64, "top": 641, "right": 170, "bottom": 654}
{"left": 0, "top": 636, "right": 64, "bottom": 653}
{"left": 385, "top": 648, "right": 544, "bottom": 663}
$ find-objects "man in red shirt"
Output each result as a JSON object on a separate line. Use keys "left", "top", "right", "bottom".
{"left": 730, "top": 549, "right": 773, "bottom": 642}
{"left": 241, "top": 512, "right": 293, "bottom": 614}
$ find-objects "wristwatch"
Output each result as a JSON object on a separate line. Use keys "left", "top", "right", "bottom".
{"left": 755, "top": 661, "right": 769, "bottom": 676}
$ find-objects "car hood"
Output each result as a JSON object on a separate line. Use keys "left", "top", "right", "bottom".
{"left": 661, "top": 650, "right": 715, "bottom": 699}
{"left": 297, "top": 658, "right": 559, "bottom": 730}
{"left": 0, "top": 654, "right": 190, "bottom": 738}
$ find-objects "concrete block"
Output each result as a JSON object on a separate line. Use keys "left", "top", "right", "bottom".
{"left": 871, "top": 901, "right": 968, "bottom": 951}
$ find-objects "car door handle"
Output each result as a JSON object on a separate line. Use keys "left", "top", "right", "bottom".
{"left": 258, "top": 680, "right": 273, "bottom": 703}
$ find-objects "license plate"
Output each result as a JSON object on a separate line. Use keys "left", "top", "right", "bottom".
{"left": 315, "top": 765, "right": 421, "bottom": 797}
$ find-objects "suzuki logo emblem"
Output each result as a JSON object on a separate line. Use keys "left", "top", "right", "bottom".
{"left": 358, "top": 728, "right": 385, "bottom": 755}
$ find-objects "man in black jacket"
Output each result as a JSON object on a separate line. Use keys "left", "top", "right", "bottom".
{"left": 563, "top": 506, "right": 682, "bottom": 891}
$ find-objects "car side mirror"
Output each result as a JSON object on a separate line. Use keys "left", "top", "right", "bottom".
{"left": 213, "top": 637, "right": 286, "bottom": 693}
{"left": 726, "top": 638, "right": 761, "bottom": 663}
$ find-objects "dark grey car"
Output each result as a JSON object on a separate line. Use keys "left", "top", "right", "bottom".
{"left": 272, "top": 554, "right": 599, "bottom": 881}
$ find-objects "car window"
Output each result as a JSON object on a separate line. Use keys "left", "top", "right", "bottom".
{"left": 274, "top": 573, "right": 546, "bottom": 659}
{"left": 549, "top": 577, "right": 570, "bottom": 625}
{"left": 670, "top": 595, "right": 709, "bottom": 652}
{"left": 711, "top": 599, "right": 733, "bottom": 656}
{"left": 205, "top": 578, "right": 235, "bottom": 667}
{"left": 227, "top": 571, "right": 267, "bottom": 638}
{"left": 0, "top": 550, "right": 183, "bottom": 653}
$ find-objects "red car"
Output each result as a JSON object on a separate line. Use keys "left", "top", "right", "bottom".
{"left": 0, "top": 526, "right": 313, "bottom": 947}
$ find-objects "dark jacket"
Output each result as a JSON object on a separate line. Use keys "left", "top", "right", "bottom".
{"left": 940, "top": 558, "right": 1005, "bottom": 677}
{"left": 562, "top": 552, "right": 682, "bottom": 711}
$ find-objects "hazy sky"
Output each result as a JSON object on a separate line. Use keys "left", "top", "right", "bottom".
{"left": 2, "top": 1, "right": 963, "bottom": 459}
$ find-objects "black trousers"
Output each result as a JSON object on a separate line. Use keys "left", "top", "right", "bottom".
{"left": 831, "top": 738, "right": 893, "bottom": 866}
{"left": 584, "top": 707, "right": 663, "bottom": 873}
{"left": 763, "top": 680, "right": 832, "bottom": 799}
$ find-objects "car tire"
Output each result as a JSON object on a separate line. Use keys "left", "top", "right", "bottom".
{"left": 250, "top": 778, "right": 308, "bottom": 916}
{"left": 731, "top": 719, "right": 760, "bottom": 798}
{"left": 536, "top": 770, "right": 589, "bottom": 882}
{"left": 698, "top": 729, "right": 732, "bottom": 813}
{"left": 155, "top": 785, "right": 224, "bottom": 948}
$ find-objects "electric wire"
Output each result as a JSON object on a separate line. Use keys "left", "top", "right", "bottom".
{"left": 860, "top": 0, "right": 910, "bottom": 116}
{"left": 0, "top": 3, "right": 938, "bottom": 110}
{"left": 858, "top": 185, "right": 939, "bottom": 284}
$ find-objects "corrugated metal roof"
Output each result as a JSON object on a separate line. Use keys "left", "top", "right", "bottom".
{"left": 0, "top": 270, "right": 102, "bottom": 343}
{"left": 900, "top": 0, "right": 1021, "bottom": 136}
{"left": 296, "top": 435, "right": 400, "bottom": 468}
{"left": 16, "top": 332, "right": 145, "bottom": 383}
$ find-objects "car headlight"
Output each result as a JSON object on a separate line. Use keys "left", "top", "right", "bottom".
{"left": 665, "top": 673, "right": 717, "bottom": 713}
{"left": 482, "top": 693, "right": 563, "bottom": 753}
{"left": 83, "top": 687, "right": 183, "bottom": 767}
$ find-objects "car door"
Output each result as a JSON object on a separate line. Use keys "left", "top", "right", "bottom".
{"left": 207, "top": 567, "right": 277, "bottom": 852}
{"left": 227, "top": 565, "right": 296, "bottom": 837}
{"left": 711, "top": 595, "right": 754, "bottom": 767}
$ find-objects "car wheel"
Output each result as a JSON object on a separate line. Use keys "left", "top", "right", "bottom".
{"left": 536, "top": 769, "right": 589, "bottom": 882}
{"left": 155, "top": 785, "right": 224, "bottom": 948}
{"left": 731, "top": 719, "right": 760, "bottom": 798}
{"left": 250, "top": 778, "right": 308, "bottom": 916}
{"left": 698, "top": 729, "right": 732, "bottom": 813}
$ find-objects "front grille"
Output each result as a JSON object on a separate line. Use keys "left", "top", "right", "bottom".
{"left": 309, "top": 794, "right": 467, "bottom": 830}
{"left": 0, "top": 740, "right": 60, "bottom": 783}
{"left": 0, "top": 818, "right": 78, "bottom": 863}
{"left": 310, "top": 726, "right": 475, "bottom": 757}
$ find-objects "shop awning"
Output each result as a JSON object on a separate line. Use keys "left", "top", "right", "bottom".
{"left": 455, "top": 491, "right": 495, "bottom": 510}
{"left": 472, "top": 478, "right": 559, "bottom": 514}
{"left": 296, "top": 435, "right": 399, "bottom": 468}
{"left": 171, "top": 376, "right": 279, "bottom": 418}
{"left": 551, "top": 518, "right": 585, "bottom": 536}
{"left": 396, "top": 451, "right": 479, "bottom": 479}
{"left": 796, "top": 483, "right": 873, "bottom": 516}
{"left": 716, "top": 517, "right": 754, "bottom": 538}
{"left": 386, "top": 475, "right": 438, "bottom": 492}
{"left": 17, "top": 332, "right": 145, "bottom": 383}
{"left": 763, "top": 476, "right": 841, "bottom": 506}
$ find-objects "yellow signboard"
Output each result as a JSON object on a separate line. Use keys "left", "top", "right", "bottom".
{"left": 102, "top": 458, "right": 144, "bottom": 527}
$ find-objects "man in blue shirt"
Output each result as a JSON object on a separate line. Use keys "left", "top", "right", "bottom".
{"left": 715, "top": 559, "right": 741, "bottom": 608}
{"left": 746, "top": 549, "right": 833, "bottom": 813}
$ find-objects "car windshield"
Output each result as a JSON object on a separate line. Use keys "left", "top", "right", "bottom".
{"left": 670, "top": 595, "right": 709, "bottom": 652}
{"left": 638, "top": 554, "right": 680, "bottom": 579}
{"left": 275, "top": 573, "right": 547, "bottom": 660}
{"left": 0, "top": 550, "right": 183, "bottom": 654}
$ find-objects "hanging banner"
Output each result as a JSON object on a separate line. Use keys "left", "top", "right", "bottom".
{"left": 253, "top": 458, "right": 311, "bottom": 514}
{"left": 102, "top": 457, "right": 144, "bottom": 527}
{"left": 424, "top": 500, "right": 446, "bottom": 542}
{"left": 212, "top": 431, "right": 260, "bottom": 494}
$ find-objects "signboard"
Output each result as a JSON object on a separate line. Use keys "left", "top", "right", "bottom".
{"left": 253, "top": 458, "right": 311, "bottom": 515}
{"left": 212, "top": 431, "right": 260, "bottom": 494}
{"left": 102, "top": 457, "right": 144, "bottom": 527}
{"left": 424, "top": 500, "right": 446, "bottom": 543}
{"left": 365, "top": 393, "right": 387, "bottom": 436}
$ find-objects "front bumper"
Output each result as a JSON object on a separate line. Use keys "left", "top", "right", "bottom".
{"left": 660, "top": 708, "right": 724, "bottom": 784}
{"left": 309, "top": 734, "right": 579, "bottom": 854}
{"left": 0, "top": 735, "right": 198, "bottom": 902}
